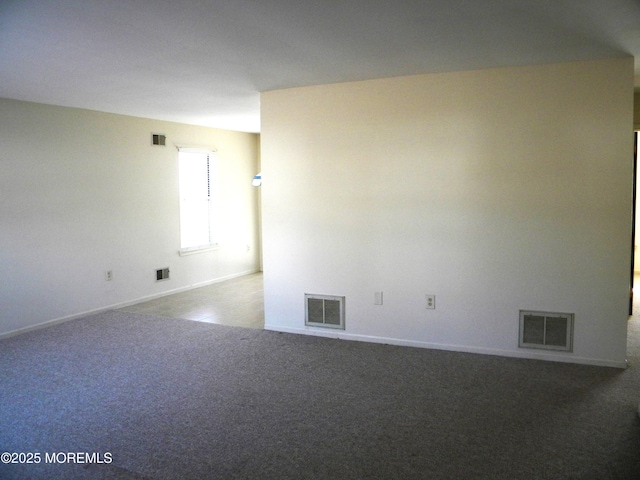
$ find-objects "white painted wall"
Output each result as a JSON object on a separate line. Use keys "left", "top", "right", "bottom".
{"left": 261, "top": 58, "right": 634, "bottom": 367}
{"left": 0, "top": 98, "right": 260, "bottom": 336}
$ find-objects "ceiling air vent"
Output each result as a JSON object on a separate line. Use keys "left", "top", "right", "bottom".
{"left": 519, "top": 310, "right": 573, "bottom": 352}
{"left": 305, "top": 294, "right": 345, "bottom": 329}
{"left": 152, "top": 133, "right": 166, "bottom": 146}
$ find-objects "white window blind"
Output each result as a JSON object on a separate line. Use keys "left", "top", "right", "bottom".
{"left": 178, "top": 148, "right": 219, "bottom": 254}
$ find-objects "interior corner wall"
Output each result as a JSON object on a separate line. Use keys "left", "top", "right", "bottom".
{"left": 260, "top": 57, "right": 635, "bottom": 368}
{"left": 0, "top": 98, "right": 261, "bottom": 336}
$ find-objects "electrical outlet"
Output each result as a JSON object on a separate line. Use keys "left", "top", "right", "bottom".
{"left": 106, "top": 270, "right": 113, "bottom": 281}
{"left": 426, "top": 294, "right": 436, "bottom": 309}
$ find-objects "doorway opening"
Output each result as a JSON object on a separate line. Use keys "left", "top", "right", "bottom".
{"left": 633, "top": 131, "right": 639, "bottom": 315}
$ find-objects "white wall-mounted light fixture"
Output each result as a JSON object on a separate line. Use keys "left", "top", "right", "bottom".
{"left": 252, "top": 172, "right": 262, "bottom": 187}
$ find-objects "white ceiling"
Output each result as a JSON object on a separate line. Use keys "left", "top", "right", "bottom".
{"left": 1, "top": 0, "right": 639, "bottom": 133}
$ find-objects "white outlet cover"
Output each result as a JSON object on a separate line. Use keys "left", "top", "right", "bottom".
{"left": 426, "top": 295, "right": 436, "bottom": 309}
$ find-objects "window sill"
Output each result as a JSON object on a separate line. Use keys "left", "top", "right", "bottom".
{"left": 179, "top": 243, "right": 220, "bottom": 256}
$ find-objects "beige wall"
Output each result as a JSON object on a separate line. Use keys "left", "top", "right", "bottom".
{"left": 635, "top": 91, "right": 640, "bottom": 129}
{"left": 0, "top": 99, "right": 261, "bottom": 336}
{"left": 261, "top": 57, "right": 634, "bottom": 367}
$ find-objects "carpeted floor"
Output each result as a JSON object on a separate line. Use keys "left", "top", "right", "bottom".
{"left": 1, "top": 309, "right": 640, "bottom": 479}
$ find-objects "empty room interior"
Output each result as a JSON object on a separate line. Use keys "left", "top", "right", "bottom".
{"left": 2, "top": 1, "right": 640, "bottom": 478}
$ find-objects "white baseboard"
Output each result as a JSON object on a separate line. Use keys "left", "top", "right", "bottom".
{"left": 263, "top": 325, "right": 628, "bottom": 369}
{"left": 0, "top": 269, "right": 261, "bottom": 340}
{"left": 113, "top": 269, "right": 261, "bottom": 310}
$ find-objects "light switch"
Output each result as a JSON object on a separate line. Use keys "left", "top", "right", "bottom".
{"left": 374, "top": 291, "right": 383, "bottom": 305}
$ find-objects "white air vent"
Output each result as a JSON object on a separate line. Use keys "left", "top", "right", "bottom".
{"left": 519, "top": 310, "right": 573, "bottom": 352}
{"left": 156, "top": 267, "right": 170, "bottom": 281}
{"left": 152, "top": 134, "right": 166, "bottom": 146}
{"left": 305, "top": 294, "right": 345, "bottom": 329}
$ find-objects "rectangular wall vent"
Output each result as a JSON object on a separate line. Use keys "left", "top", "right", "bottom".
{"left": 152, "top": 134, "right": 166, "bottom": 146}
{"left": 519, "top": 310, "right": 573, "bottom": 352}
{"left": 156, "top": 267, "right": 170, "bottom": 281}
{"left": 305, "top": 294, "right": 345, "bottom": 329}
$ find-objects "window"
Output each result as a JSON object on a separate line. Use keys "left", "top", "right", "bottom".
{"left": 178, "top": 149, "right": 219, "bottom": 254}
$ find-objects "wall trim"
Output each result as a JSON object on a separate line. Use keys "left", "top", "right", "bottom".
{"left": 263, "top": 325, "right": 628, "bottom": 369}
{"left": 0, "top": 269, "right": 260, "bottom": 340}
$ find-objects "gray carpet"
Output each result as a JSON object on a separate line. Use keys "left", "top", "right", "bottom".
{"left": 1, "top": 310, "right": 639, "bottom": 479}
